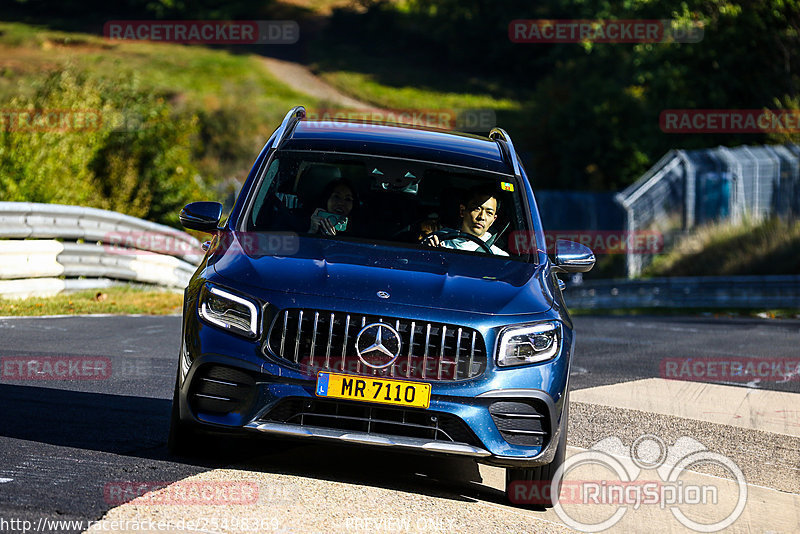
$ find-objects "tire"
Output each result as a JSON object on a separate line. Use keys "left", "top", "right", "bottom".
{"left": 167, "top": 377, "right": 211, "bottom": 457}
{"left": 505, "top": 392, "right": 569, "bottom": 508}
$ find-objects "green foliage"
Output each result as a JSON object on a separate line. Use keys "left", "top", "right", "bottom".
{"left": 317, "top": 0, "right": 800, "bottom": 190}
{"left": 644, "top": 217, "right": 800, "bottom": 276}
{"left": 0, "top": 19, "right": 318, "bottom": 225}
{"left": 0, "top": 67, "right": 206, "bottom": 226}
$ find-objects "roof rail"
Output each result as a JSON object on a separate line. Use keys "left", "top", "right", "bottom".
{"left": 489, "top": 128, "right": 521, "bottom": 178}
{"left": 273, "top": 106, "right": 306, "bottom": 149}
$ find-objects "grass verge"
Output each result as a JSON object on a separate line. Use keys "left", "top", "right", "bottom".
{"left": 0, "top": 286, "right": 183, "bottom": 316}
{"left": 645, "top": 217, "right": 800, "bottom": 277}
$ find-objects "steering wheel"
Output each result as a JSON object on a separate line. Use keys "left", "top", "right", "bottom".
{"left": 421, "top": 229, "right": 495, "bottom": 255}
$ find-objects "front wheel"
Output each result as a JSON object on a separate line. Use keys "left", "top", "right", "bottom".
{"left": 167, "top": 377, "right": 212, "bottom": 457}
{"left": 505, "top": 392, "right": 569, "bottom": 508}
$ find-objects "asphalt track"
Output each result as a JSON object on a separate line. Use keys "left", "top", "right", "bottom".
{"left": 0, "top": 314, "right": 798, "bottom": 533}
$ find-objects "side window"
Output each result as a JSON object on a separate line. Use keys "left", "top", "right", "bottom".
{"left": 250, "top": 158, "right": 281, "bottom": 227}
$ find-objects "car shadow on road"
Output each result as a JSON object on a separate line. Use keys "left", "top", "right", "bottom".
{"left": 0, "top": 383, "right": 201, "bottom": 462}
{"left": 0, "top": 383, "right": 514, "bottom": 508}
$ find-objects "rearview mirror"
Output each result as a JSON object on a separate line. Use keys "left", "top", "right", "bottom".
{"left": 552, "top": 239, "right": 595, "bottom": 273}
{"left": 179, "top": 202, "right": 222, "bottom": 233}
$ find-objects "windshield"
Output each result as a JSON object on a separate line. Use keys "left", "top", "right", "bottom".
{"left": 243, "top": 149, "right": 536, "bottom": 261}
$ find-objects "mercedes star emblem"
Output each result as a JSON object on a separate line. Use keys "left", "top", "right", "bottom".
{"left": 355, "top": 323, "right": 402, "bottom": 369}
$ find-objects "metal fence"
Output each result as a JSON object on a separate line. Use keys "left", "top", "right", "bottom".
{"left": 564, "top": 275, "right": 800, "bottom": 310}
{"left": 0, "top": 202, "right": 203, "bottom": 298}
{"left": 616, "top": 144, "right": 800, "bottom": 277}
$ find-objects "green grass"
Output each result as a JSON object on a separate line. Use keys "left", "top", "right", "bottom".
{"left": 317, "top": 70, "right": 521, "bottom": 111}
{"left": 0, "top": 21, "right": 313, "bottom": 119}
{"left": 0, "top": 285, "right": 184, "bottom": 316}
{"left": 0, "top": 21, "right": 323, "bottom": 225}
{"left": 644, "top": 217, "right": 800, "bottom": 277}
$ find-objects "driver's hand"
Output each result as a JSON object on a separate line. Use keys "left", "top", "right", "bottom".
{"left": 421, "top": 234, "right": 442, "bottom": 247}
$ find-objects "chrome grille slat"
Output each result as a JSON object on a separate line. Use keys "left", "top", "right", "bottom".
{"left": 469, "top": 331, "right": 476, "bottom": 375}
{"left": 358, "top": 316, "right": 366, "bottom": 374}
{"left": 341, "top": 314, "right": 350, "bottom": 371}
{"left": 391, "top": 319, "right": 400, "bottom": 377}
{"left": 294, "top": 310, "right": 303, "bottom": 363}
{"left": 437, "top": 325, "right": 447, "bottom": 380}
{"left": 407, "top": 321, "right": 416, "bottom": 378}
{"left": 309, "top": 311, "right": 319, "bottom": 366}
{"left": 279, "top": 310, "right": 288, "bottom": 356}
{"left": 267, "top": 309, "right": 486, "bottom": 382}
{"left": 325, "top": 312, "right": 334, "bottom": 368}
{"left": 455, "top": 327, "right": 463, "bottom": 379}
{"left": 423, "top": 323, "right": 431, "bottom": 379}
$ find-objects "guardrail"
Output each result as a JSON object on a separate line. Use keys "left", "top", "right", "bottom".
{"left": 0, "top": 202, "right": 203, "bottom": 298}
{"left": 564, "top": 275, "right": 800, "bottom": 310}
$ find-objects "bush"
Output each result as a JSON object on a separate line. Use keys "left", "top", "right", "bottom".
{"left": 0, "top": 67, "right": 207, "bottom": 227}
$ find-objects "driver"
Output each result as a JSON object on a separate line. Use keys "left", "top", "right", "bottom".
{"left": 424, "top": 185, "right": 509, "bottom": 256}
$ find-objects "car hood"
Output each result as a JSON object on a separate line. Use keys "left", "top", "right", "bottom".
{"left": 211, "top": 233, "right": 553, "bottom": 316}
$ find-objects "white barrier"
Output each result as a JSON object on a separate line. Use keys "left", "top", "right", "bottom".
{"left": 0, "top": 202, "right": 204, "bottom": 298}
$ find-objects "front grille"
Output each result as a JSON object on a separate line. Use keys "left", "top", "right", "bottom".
{"left": 260, "top": 398, "right": 480, "bottom": 445}
{"left": 265, "top": 309, "right": 487, "bottom": 381}
{"left": 489, "top": 400, "right": 550, "bottom": 447}
{"left": 189, "top": 365, "right": 257, "bottom": 415}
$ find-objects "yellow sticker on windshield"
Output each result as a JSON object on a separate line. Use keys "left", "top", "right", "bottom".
{"left": 501, "top": 182, "right": 514, "bottom": 191}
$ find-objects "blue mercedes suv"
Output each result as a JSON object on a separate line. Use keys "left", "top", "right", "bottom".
{"left": 169, "top": 107, "right": 594, "bottom": 506}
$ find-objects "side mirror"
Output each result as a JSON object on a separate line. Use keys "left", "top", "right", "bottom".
{"left": 179, "top": 202, "right": 222, "bottom": 233}
{"left": 552, "top": 239, "right": 595, "bottom": 273}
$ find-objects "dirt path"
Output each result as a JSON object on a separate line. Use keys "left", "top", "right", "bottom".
{"left": 261, "top": 57, "right": 382, "bottom": 111}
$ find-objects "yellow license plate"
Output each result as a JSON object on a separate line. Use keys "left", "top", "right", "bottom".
{"left": 315, "top": 372, "right": 431, "bottom": 409}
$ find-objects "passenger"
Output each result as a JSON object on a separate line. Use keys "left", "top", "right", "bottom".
{"left": 308, "top": 178, "right": 358, "bottom": 235}
{"left": 425, "top": 185, "right": 509, "bottom": 255}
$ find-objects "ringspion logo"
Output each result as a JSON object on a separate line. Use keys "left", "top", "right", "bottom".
{"left": 511, "top": 434, "right": 747, "bottom": 532}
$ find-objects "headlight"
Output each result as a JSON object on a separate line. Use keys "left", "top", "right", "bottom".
{"left": 496, "top": 322, "right": 561, "bottom": 367}
{"left": 198, "top": 284, "right": 260, "bottom": 338}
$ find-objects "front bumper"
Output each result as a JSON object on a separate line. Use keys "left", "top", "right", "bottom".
{"left": 178, "top": 349, "right": 568, "bottom": 468}
{"left": 177, "top": 279, "right": 572, "bottom": 468}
